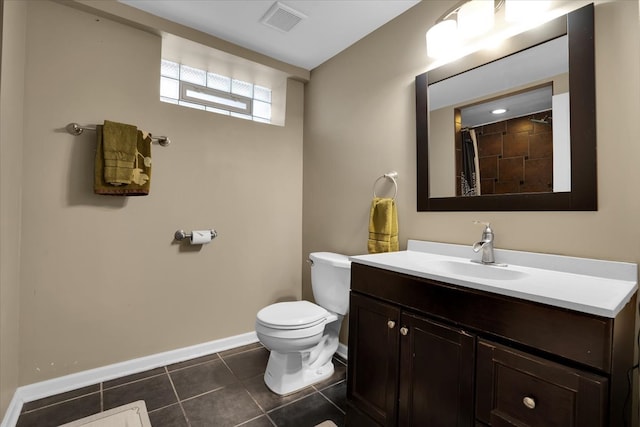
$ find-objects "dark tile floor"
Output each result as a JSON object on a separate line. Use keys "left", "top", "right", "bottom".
{"left": 16, "top": 343, "right": 347, "bottom": 427}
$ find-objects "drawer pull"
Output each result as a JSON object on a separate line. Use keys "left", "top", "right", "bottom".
{"left": 387, "top": 320, "right": 396, "bottom": 329}
{"left": 523, "top": 396, "right": 536, "bottom": 409}
{"left": 400, "top": 327, "right": 409, "bottom": 336}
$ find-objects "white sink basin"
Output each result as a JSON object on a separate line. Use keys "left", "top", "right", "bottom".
{"left": 350, "top": 240, "right": 638, "bottom": 318}
{"left": 428, "top": 260, "right": 527, "bottom": 281}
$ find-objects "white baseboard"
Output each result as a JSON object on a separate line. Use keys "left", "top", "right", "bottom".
{"left": 1, "top": 331, "right": 259, "bottom": 427}
{"left": 336, "top": 342, "right": 348, "bottom": 361}
{"left": 0, "top": 393, "right": 23, "bottom": 427}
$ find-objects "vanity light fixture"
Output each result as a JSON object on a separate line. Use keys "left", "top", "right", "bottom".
{"left": 491, "top": 108, "right": 507, "bottom": 115}
{"left": 426, "top": 0, "right": 559, "bottom": 61}
{"left": 426, "top": 0, "right": 500, "bottom": 59}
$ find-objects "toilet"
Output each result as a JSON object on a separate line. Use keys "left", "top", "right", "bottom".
{"left": 255, "top": 252, "right": 351, "bottom": 395}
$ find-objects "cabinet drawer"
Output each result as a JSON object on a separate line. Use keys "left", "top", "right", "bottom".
{"left": 476, "top": 339, "right": 608, "bottom": 426}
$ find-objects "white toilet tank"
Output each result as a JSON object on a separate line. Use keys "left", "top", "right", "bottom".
{"left": 309, "top": 252, "right": 351, "bottom": 315}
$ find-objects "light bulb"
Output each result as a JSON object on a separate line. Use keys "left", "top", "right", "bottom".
{"left": 457, "top": 0, "right": 494, "bottom": 39}
{"left": 426, "top": 19, "right": 458, "bottom": 59}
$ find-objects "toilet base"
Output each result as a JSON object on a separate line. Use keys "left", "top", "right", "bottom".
{"left": 263, "top": 351, "right": 335, "bottom": 395}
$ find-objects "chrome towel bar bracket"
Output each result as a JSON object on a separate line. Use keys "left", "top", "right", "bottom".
{"left": 66, "top": 123, "right": 171, "bottom": 147}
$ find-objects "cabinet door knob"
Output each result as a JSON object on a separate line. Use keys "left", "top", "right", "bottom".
{"left": 387, "top": 320, "right": 396, "bottom": 329}
{"left": 400, "top": 326, "right": 409, "bottom": 336}
{"left": 523, "top": 396, "right": 536, "bottom": 409}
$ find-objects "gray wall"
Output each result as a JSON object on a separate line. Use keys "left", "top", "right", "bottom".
{"left": 2, "top": 0, "right": 640, "bottom": 419}
{"left": 303, "top": 0, "right": 640, "bottom": 348}
{"left": 1, "top": 0, "right": 304, "bottom": 395}
{"left": 0, "top": 0, "right": 26, "bottom": 415}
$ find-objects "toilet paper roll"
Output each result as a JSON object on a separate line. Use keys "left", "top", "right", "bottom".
{"left": 190, "top": 230, "right": 212, "bottom": 245}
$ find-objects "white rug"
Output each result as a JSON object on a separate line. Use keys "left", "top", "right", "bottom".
{"left": 314, "top": 422, "right": 337, "bottom": 427}
{"left": 59, "top": 401, "right": 151, "bottom": 427}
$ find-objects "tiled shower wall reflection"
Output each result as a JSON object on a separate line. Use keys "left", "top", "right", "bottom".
{"left": 456, "top": 111, "right": 553, "bottom": 195}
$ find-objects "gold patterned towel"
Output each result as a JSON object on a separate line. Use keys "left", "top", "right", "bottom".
{"left": 102, "top": 120, "right": 137, "bottom": 185}
{"left": 94, "top": 122, "right": 152, "bottom": 196}
{"left": 367, "top": 197, "right": 399, "bottom": 254}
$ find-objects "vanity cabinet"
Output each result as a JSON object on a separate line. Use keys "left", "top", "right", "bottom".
{"left": 346, "top": 262, "right": 636, "bottom": 427}
{"left": 347, "top": 293, "right": 474, "bottom": 426}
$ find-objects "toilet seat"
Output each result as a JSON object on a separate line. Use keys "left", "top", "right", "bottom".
{"left": 255, "top": 319, "right": 327, "bottom": 340}
{"left": 256, "top": 301, "right": 329, "bottom": 330}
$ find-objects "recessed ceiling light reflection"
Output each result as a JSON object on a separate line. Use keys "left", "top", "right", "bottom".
{"left": 492, "top": 108, "right": 507, "bottom": 115}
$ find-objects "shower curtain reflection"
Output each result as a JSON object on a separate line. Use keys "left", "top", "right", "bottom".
{"left": 460, "top": 129, "right": 481, "bottom": 196}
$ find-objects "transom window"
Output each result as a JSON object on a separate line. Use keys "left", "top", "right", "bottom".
{"left": 160, "top": 60, "right": 272, "bottom": 123}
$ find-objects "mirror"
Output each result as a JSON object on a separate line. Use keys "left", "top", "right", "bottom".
{"left": 416, "top": 4, "right": 596, "bottom": 211}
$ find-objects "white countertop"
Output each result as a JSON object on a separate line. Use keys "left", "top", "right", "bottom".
{"left": 350, "top": 240, "right": 638, "bottom": 318}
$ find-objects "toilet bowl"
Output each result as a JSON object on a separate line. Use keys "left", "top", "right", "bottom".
{"left": 255, "top": 252, "right": 351, "bottom": 395}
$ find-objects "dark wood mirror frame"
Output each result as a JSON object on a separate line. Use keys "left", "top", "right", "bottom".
{"left": 416, "top": 4, "right": 595, "bottom": 211}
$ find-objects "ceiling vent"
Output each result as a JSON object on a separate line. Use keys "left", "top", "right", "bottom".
{"left": 260, "top": 2, "right": 306, "bottom": 33}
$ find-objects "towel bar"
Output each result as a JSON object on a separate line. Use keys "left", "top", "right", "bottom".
{"left": 66, "top": 123, "right": 171, "bottom": 146}
{"left": 373, "top": 171, "right": 398, "bottom": 200}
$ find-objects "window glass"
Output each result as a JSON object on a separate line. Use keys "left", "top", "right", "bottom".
{"left": 160, "top": 60, "right": 272, "bottom": 123}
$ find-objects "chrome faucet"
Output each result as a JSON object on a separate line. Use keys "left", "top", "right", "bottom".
{"left": 472, "top": 221, "right": 495, "bottom": 264}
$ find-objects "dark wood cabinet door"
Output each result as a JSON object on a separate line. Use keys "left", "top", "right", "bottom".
{"left": 347, "top": 293, "right": 401, "bottom": 426}
{"left": 398, "top": 312, "right": 475, "bottom": 427}
{"left": 476, "top": 339, "right": 608, "bottom": 427}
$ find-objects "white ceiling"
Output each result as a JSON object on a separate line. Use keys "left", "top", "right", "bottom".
{"left": 119, "top": 0, "right": 421, "bottom": 70}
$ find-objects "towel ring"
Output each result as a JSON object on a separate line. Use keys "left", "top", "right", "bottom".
{"left": 373, "top": 171, "right": 398, "bottom": 200}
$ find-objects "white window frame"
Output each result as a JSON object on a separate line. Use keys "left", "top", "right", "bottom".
{"left": 179, "top": 81, "right": 253, "bottom": 116}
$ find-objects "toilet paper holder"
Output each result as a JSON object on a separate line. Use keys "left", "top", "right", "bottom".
{"left": 174, "top": 229, "right": 218, "bottom": 242}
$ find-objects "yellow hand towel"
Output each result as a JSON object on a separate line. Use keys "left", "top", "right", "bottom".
{"left": 368, "top": 197, "right": 399, "bottom": 254}
{"left": 94, "top": 124, "right": 153, "bottom": 196}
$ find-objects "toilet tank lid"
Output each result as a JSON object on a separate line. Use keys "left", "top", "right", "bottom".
{"left": 309, "top": 252, "right": 351, "bottom": 268}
